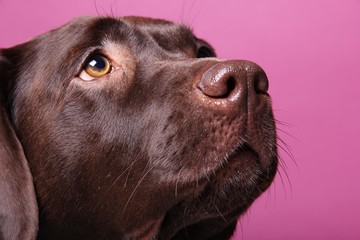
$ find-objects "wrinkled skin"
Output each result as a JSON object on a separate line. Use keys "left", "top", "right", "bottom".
{"left": 0, "top": 16, "right": 277, "bottom": 239}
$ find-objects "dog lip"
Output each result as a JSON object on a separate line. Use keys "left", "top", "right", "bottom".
{"left": 232, "top": 143, "right": 260, "bottom": 164}
{"left": 132, "top": 216, "right": 164, "bottom": 240}
{"left": 206, "top": 143, "right": 263, "bottom": 184}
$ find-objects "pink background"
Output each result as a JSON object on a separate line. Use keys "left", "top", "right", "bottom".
{"left": 1, "top": 0, "right": 359, "bottom": 239}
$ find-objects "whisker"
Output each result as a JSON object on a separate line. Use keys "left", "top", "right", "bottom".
{"left": 182, "top": 207, "right": 190, "bottom": 239}
{"left": 93, "top": 0, "right": 100, "bottom": 17}
{"left": 201, "top": 208, "right": 212, "bottom": 217}
{"left": 276, "top": 126, "right": 300, "bottom": 142}
{"left": 105, "top": 151, "right": 144, "bottom": 193}
{"left": 122, "top": 164, "right": 156, "bottom": 214}
{"left": 277, "top": 141, "right": 292, "bottom": 170}
{"left": 265, "top": 179, "right": 276, "bottom": 207}
{"left": 277, "top": 136, "right": 297, "bottom": 169}
{"left": 276, "top": 163, "right": 292, "bottom": 200}
{"left": 236, "top": 219, "right": 245, "bottom": 240}
{"left": 105, "top": 160, "right": 136, "bottom": 193}
{"left": 188, "top": 0, "right": 201, "bottom": 27}
{"left": 275, "top": 118, "right": 296, "bottom": 128}
{"left": 124, "top": 152, "right": 145, "bottom": 188}
{"left": 175, "top": 166, "right": 185, "bottom": 197}
{"left": 273, "top": 117, "right": 297, "bottom": 201}
{"left": 214, "top": 204, "right": 228, "bottom": 224}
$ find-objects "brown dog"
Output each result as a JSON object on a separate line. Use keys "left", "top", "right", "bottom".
{"left": 0, "top": 16, "right": 278, "bottom": 239}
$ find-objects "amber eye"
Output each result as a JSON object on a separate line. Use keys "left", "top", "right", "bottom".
{"left": 79, "top": 54, "right": 112, "bottom": 81}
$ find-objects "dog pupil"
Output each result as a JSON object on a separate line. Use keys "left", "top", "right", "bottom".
{"left": 89, "top": 55, "right": 105, "bottom": 70}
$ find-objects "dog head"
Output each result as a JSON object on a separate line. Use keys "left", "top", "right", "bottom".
{"left": 0, "top": 16, "right": 278, "bottom": 239}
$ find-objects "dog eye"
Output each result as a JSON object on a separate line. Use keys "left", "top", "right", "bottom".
{"left": 79, "top": 54, "right": 112, "bottom": 81}
{"left": 197, "top": 46, "right": 215, "bottom": 58}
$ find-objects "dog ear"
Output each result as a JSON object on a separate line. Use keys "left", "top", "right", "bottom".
{"left": 0, "top": 50, "right": 38, "bottom": 239}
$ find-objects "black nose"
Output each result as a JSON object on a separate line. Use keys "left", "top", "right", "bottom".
{"left": 197, "top": 60, "right": 269, "bottom": 111}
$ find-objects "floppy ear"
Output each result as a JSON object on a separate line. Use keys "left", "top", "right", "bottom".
{"left": 0, "top": 51, "right": 38, "bottom": 239}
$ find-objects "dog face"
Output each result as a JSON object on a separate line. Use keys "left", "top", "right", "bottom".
{"left": 0, "top": 16, "right": 278, "bottom": 239}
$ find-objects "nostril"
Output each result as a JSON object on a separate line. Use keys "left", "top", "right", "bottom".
{"left": 226, "top": 77, "right": 236, "bottom": 97}
{"left": 253, "top": 72, "right": 269, "bottom": 94}
{"left": 197, "top": 63, "right": 243, "bottom": 99}
{"left": 197, "top": 75, "right": 237, "bottom": 99}
{"left": 198, "top": 75, "right": 237, "bottom": 99}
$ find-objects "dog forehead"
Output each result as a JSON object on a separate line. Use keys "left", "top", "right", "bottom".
{"left": 121, "top": 16, "right": 192, "bottom": 33}
{"left": 52, "top": 16, "right": 194, "bottom": 52}
{"left": 121, "top": 16, "right": 197, "bottom": 53}
{"left": 93, "top": 16, "right": 194, "bottom": 43}
{"left": 74, "top": 16, "right": 194, "bottom": 37}
{"left": 122, "top": 16, "right": 175, "bottom": 25}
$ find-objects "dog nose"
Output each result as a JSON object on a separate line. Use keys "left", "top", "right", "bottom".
{"left": 197, "top": 60, "right": 268, "bottom": 111}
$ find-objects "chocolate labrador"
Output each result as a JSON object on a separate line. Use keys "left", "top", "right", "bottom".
{"left": 0, "top": 16, "right": 278, "bottom": 240}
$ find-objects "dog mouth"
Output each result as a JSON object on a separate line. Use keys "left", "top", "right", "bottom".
{"left": 132, "top": 217, "right": 164, "bottom": 240}
{"left": 187, "top": 141, "right": 273, "bottom": 189}
{"left": 165, "top": 144, "right": 275, "bottom": 236}
{"left": 205, "top": 142, "right": 271, "bottom": 191}
{"left": 128, "top": 141, "right": 277, "bottom": 240}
